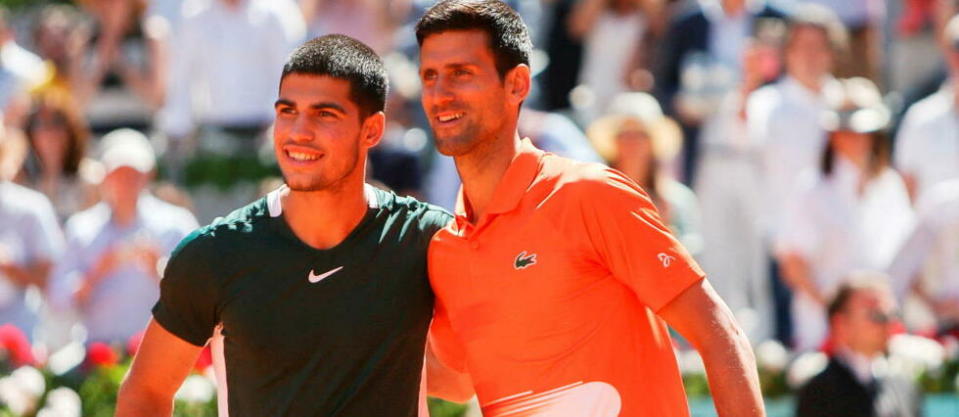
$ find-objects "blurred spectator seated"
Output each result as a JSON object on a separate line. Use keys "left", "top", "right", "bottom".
{"left": 300, "top": 0, "right": 409, "bottom": 55}
{"left": 18, "top": 91, "right": 98, "bottom": 221}
{"left": 48, "top": 129, "right": 197, "bottom": 345}
{"left": 777, "top": 78, "right": 914, "bottom": 351}
{"left": 796, "top": 276, "right": 922, "bottom": 417}
{"left": 894, "top": 14, "right": 959, "bottom": 204}
{"left": 0, "top": 118, "right": 64, "bottom": 342}
{"left": 587, "top": 92, "right": 703, "bottom": 256}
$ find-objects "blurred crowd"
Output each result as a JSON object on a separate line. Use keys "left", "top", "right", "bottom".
{"left": 0, "top": 0, "right": 958, "bottom": 407}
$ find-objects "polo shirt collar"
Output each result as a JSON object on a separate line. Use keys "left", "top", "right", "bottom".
{"left": 454, "top": 138, "right": 544, "bottom": 228}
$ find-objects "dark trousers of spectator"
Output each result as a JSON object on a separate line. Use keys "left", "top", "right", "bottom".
{"left": 680, "top": 124, "right": 701, "bottom": 185}
{"left": 768, "top": 256, "right": 793, "bottom": 347}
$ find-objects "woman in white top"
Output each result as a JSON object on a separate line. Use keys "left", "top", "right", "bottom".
{"left": 777, "top": 78, "right": 914, "bottom": 351}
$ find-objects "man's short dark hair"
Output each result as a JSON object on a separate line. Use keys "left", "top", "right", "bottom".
{"left": 415, "top": 0, "right": 532, "bottom": 79}
{"left": 827, "top": 273, "right": 890, "bottom": 320}
{"left": 281, "top": 35, "right": 388, "bottom": 119}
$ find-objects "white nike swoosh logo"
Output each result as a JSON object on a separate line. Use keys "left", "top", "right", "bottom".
{"left": 308, "top": 266, "right": 343, "bottom": 284}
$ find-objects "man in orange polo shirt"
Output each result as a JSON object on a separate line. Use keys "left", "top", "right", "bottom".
{"left": 417, "top": 1, "right": 764, "bottom": 416}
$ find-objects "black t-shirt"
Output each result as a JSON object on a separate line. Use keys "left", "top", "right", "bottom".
{"left": 153, "top": 186, "right": 452, "bottom": 416}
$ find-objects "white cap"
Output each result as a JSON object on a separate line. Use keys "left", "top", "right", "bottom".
{"left": 99, "top": 128, "right": 156, "bottom": 174}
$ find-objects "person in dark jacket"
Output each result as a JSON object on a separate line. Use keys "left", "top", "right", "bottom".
{"left": 796, "top": 275, "right": 922, "bottom": 417}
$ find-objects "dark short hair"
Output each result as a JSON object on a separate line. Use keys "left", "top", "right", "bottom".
{"left": 827, "top": 273, "right": 890, "bottom": 320}
{"left": 281, "top": 35, "right": 388, "bottom": 119}
{"left": 415, "top": 0, "right": 532, "bottom": 79}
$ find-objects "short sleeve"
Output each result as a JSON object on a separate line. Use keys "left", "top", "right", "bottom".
{"left": 577, "top": 168, "right": 706, "bottom": 312}
{"left": 151, "top": 230, "right": 219, "bottom": 347}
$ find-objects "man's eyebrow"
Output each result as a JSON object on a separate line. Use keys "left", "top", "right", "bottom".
{"left": 274, "top": 100, "right": 347, "bottom": 114}
{"left": 308, "top": 102, "right": 347, "bottom": 113}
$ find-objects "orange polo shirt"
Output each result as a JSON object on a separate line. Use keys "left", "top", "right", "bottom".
{"left": 427, "top": 139, "right": 705, "bottom": 417}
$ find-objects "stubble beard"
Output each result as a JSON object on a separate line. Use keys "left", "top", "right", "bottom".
{"left": 283, "top": 140, "right": 361, "bottom": 193}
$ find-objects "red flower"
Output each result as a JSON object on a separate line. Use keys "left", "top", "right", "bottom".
{"left": 127, "top": 331, "right": 145, "bottom": 357}
{"left": 86, "top": 342, "right": 119, "bottom": 368}
{"left": 0, "top": 324, "right": 35, "bottom": 367}
{"left": 194, "top": 345, "right": 213, "bottom": 372}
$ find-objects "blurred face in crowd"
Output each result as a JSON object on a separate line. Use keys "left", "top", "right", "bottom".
{"left": 785, "top": 25, "right": 834, "bottom": 84}
{"left": 721, "top": 0, "right": 747, "bottom": 15}
{"left": 830, "top": 130, "right": 873, "bottom": 170}
{"left": 101, "top": 166, "right": 148, "bottom": 213}
{"left": 274, "top": 74, "right": 380, "bottom": 192}
{"left": 614, "top": 119, "right": 654, "bottom": 171}
{"left": 833, "top": 287, "right": 896, "bottom": 357}
{"left": 419, "top": 30, "right": 523, "bottom": 157}
{"left": 28, "top": 108, "right": 69, "bottom": 171}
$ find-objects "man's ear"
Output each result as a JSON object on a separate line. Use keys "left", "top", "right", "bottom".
{"left": 505, "top": 64, "right": 531, "bottom": 107}
{"left": 361, "top": 111, "right": 386, "bottom": 149}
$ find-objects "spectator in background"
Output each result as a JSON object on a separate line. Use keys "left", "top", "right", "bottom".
{"left": 656, "top": 0, "right": 785, "bottom": 184}
{"left": 777, "top": 78, "right": 914, "bottom": 351}
{"left": 49, "top": 129, "right": 197, "bottom": 345}
{"left": 567, "top": 0, "right": 663, "bottom": 122}
{"left": 20, "top": 91, "right": 97, "bottom": 221}
{"left": 888, "top": 179, "right": 959, "bottom": 336}
{"left": 0, "top": 6, "right": 50, "bottom": 127}
{"left": 694, "top": 37, "right": 781, "bottom": 343}
{"left": 804, "top": 0, "right": 884, "bottom": 82}
{"left": 31, "top": 5, "right": 90, "bottom": 103}
{"left": 796, "top": 276, "right": 922, "bottom": 417}
{"left": 747, "top": 4, "right": 845, "bottom": 346}
{"left": 0, "top": 120, "right": 64, "bottom": 341}
{"left": 587, "top": 92, "right": 703, "bottom": 256}
{"left": 894, "top": 14, "right": 959, "bottom": 204}
{"left": 300, "top": 0, "right": 410, "bottom": 54}
{"left": 158, "top": 0, "right": 304, "bottom": 148}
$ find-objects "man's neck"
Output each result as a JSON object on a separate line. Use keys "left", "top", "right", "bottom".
{"left": 282, "top": 177, "right": 369, "bottom": 250}
{"left": 454, "top": 132, "right": 522, "bottom": 224}
{"left": 789, "top": 72, "right": 825, "bottom": 94}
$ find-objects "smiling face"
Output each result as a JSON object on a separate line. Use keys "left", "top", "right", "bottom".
{"left": 273, "top": 73, "right": 382, "bottom": 192}
{"left": 419, "top": 30, "right": 518, "bottom": 157}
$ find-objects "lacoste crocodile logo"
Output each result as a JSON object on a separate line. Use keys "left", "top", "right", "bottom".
{"left": 657, "top": 253, "right": 674, "bottom": 268}
{"left": 514, "top": 251, "right": 537, "bottom": 270}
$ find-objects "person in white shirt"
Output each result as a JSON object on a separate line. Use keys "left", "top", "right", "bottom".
{"left": 894, "top": 14, "right": 959, "bottom": 204}
{"left": 695, "top": 39, "right": 779, "bottom": 343}
{"left": 746, "top": 4, "right": 847, "bottom": 345}
{"left": 777, "top": 78, "right": 914, "bottom": 351}
{"left": 0, "top": 123, "right": 64, "bottom": 341}
{"left": 887, "top": 179, "right": 959, "bottom": 332}
{"left": 48, "top": 129, "right": 197, "bottom": 345}
{"left": 159, "top": 0, "right": 305, "bottom": 143}
{"left": 748, "top": 4, "right": 847, "bottom": 246}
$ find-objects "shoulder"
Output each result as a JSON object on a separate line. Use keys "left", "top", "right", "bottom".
{"left": 374, "top": 187, "right": 453, "bottom": 231}
{"left": 174, "top": 198, "right": 270, "bottom": 253}
{"left": 916, "top": 179, "right": 959, "bottom": 217}
{"left": 901, "top": 89, "right": 952, "bottom": 129}
{"left": 538, "top": 157, "right": 650, "bottom": 208}
{"left": 142, "top": 195, "right": 199, "bottom": 230}
{"left": 2, "top": 182, "right": 55, "bottom": 216}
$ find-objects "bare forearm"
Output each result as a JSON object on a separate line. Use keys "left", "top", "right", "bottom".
{"left": 700, "top": 329, "right": 764, "bottom": 417}
{"left": 116, "top": 382, "right": 174, "bottom": 417}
